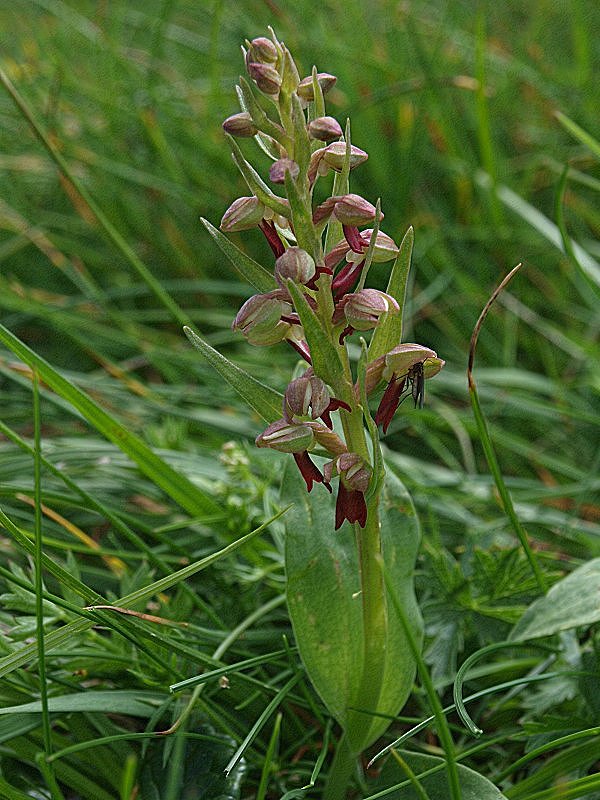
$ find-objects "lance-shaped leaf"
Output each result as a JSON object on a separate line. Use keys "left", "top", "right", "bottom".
{"left": 228, "top": 135, "right": 291, "bottom": 219}
{"left": 291, "top": 92, "right": 311, "bottom": 177}
{"left": 368, "top": 225, "right": 413, "bottom": 361}
{"left": 237, "top": 76, "right": 288, "bottom": 147}
{"left": 200, "top": 218, "right": 277, "bottom": 293}
{"left": 284, "top": 170, "right": 320, "bottom": 261}
{"left": 285, "top": 280, "right": 345, "bottom": 388}
{"left": 0, "top": 323, "right": 220, "bottom": 518}
{"left": 184, "top": 326, "right": 282, "bottom": 423}
{"left": 284, "top": 466, "right": 422, "bottom": 753}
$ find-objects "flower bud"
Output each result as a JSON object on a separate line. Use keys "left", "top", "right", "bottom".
{"left": 343, "top": 289, "right": 399, "bottom": 331}
{"left": 246, "top": 36, "right": 278, "bottom": 65}
{"left": 275, "top": 247, "right": 316, "bottom": 286}
{"left": 222, "top": 112, "right": 258, "bottom": 138}
{"left": 324, "top": 452, "right": 371, "bottom": 492}
{"left": 232, "top": 291, "right": 292, "bottom": 346}
{"left": 322, "top": 142, "right": 368, "bottom": 172}
{"left": 247, "top": 62, "right": 282, "bottom": 95}
{"left": 360, "top": 229, "right": 400, "bottom": 262}
{"left": 256, "top": 419, "right": 314, "bottom": 453}
{"left": 308, "top": 116, "right": 343, "bottom": 142}
{"left": 284, "top": 374, "right": 330, "bottom": 419}
{"left": 220, "top": 196, "right": 265, "bottom": 232}
{"left": 297, "top": 72, "right": 337, "bottom": 100}
{"left": 269, "top": 158, "right": 300, "bottom": 184}
{"left": 333, "top": 194, "right": 379, "bottom": 226}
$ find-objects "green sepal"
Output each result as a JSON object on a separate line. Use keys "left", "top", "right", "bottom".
{"left": 312, "top": 66, "right": 326, "bottom": 120}
{"left": 285, "top": 280, "right": 345, "bottom": 388}
{"left": 368, "top": 225, "right": 413, "bottom": 361}
{"left": 200, "top": 217, "right": 277, "bottom": 293}
{"left": 0, "top": 323, "right": 220, "bottom": 518}
{"left": 283, "top": 466, "right": 422, "bottom": 752}
{"left": 227, "top": 135, "right": 291, "bottom": 219}
{"left": 291, "top": 92, "right": 311, "bottom": 177}
{"left": 237, "top": 76, "right": 288, "bottom": 147}
{"left": 184, "top": 326, "right": 283, "bottom": 423}
{"left": 283, "top": 170, "right": 320, "bottom": 260}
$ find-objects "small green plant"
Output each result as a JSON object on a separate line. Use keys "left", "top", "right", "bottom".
{"left": 185, "top": 28, "right": 444, "bottom": 791}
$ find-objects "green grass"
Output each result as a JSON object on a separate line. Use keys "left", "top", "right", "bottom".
{"left": 0, "top": 1, "right": 599, "bottom": 798}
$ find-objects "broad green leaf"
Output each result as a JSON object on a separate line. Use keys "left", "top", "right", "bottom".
{"left": 284, "top": 465, "right": 421, "bottom": 752}
{"left": 510, "top": 558, "right": 600, "bottom": 641}
{"left": 200, "top": 217, "right": 277, "bottom": 293}
{"left": 375, "top": 750, "right": 508, "bottom": 799}
{"left": 0, "top": 323, "right": 220, "bottom": 518}
{"left": 184, "top": 326, "right": 283, "bottom": 422}
{"left": 0, "top": 690, "right": 166, "bottom": 717}
{"left": 368, "top": 226, "right": 414, "bottom": 361}
{"left": 285, "top": 281, "right": 345, "bottom": 389}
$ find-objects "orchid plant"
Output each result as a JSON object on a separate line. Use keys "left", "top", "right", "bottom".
{"left": 185, "top": 28, "right": 444, "bottom": 792}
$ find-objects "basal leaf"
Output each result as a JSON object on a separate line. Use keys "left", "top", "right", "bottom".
{"left": 284, "top": 465, "right": 421, "bottom": 752}
{"left": 184, "top": 326, "right": 282, "bottom": 423}
{"left": 200, "top": 217, "right": 277, "bottom": 293}
{"left": 510, "top": 558, "right": 600, "bottom": 641}
{"left": 375, "top": 750, "right": 508, "bottom": 799}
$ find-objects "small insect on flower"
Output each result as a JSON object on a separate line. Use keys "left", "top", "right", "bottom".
{"left": 407, "top": 361, "right": 425, "bottom": 409}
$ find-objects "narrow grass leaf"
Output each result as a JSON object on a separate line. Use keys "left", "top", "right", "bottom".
{"left": 0, "top": 323, "right": 220, "bottom": 517}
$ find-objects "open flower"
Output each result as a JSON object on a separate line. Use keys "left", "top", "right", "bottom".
{"left": 365, "top": 344, "right": 445, "bottom": 433}
{"left": 324, "top": 453, "right": 372, "bottom": 529}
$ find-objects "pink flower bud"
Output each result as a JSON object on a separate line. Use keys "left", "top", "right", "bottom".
{"left": 333, "top": 194, "right": 379, "bottom": 226}
{"left": 360, "top": 229, "right": 400, "bottom": 262}
{"left": 269, "top": 158, "right": 300, "bottom": 184}
{"left": 232, "top": 291, "right": 292, "bottom": 346}
{"left": 342, "top": 289, "right": 399, "bottom": 331}
{"left": 246, "top": 36, "right": 278, "bottom": 65}
{"left": 247, "top": 62, "right": 282, "bottom": 95}
{"left": 297, "top": 72, "right": 337, "bottom": 100}
{"left": 222, "top": 112, "right": 258, "bottom": 138}
{"left": 275, "top": 247, "right": 316, "bottom": 287}
{"left": 308, "top": 116, "right": 343, "bottom": 142}
{"left": 321, "top": 142, "right": 368, "bottom": 172}
{"left": 284, "top": 374, "right": 331, "bottom": 419}
{"left": 256, "top": 419, "right": 314, "bottom": 453}
{"left": 220, "top": 196, "right": 265, "bottom": 232}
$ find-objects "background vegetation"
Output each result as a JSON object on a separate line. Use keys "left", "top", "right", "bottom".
{"left": 0, "top": 1, "right": 599, "bottom": 798}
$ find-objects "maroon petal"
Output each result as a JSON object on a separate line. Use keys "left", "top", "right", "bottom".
{"left": 293, "top": 451, "right": 331, "bottom": 493}
{"left": 338, "top": 325, "right": 354, "bottom": 345}
{"left": 320, "top": 397, "right": 351, "bottom": 428}
{"left": 375, "top": 377, "right": 406, "bottom": 433}
{"left": 342, "top": 224, "right": 366, "bottom": 254}
{"left": 259, "top": 220, "right": 285, "bottom": 258}
{"left": 335, "top": 482, "right": 367, "bottom": 529}
{"left": 287, "top": 339, "right": 312, "bottom": 364}
{"left": 331, "top": 259, "right": 365, "bottom": 299}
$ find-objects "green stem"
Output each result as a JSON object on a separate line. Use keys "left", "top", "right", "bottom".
{"left": 323, "top": 733, "right": 356, "bottom": 800}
